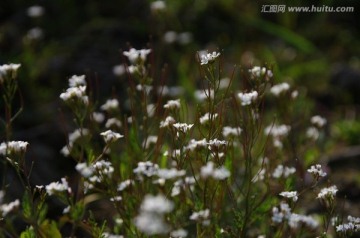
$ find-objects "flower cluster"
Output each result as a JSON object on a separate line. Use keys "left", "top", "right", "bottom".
{"left": 237, "top": 91, "right": 258, "bottom": 106}
{"left": 59, "top": 75, "right": 88, "bottom": 105}
{"left": 0, "top": 63, "right": 21, "bottom": 83}
{"left": 200, "top": 161, "right": 230, "bottom": 180}
{"left": 0, "top": 141, "right": 29, "bottom": 156}
{"left": 45, "top": 177, "right": 72, "bottom": 196}
{"left": 199, "top": 51, "right": 220, "bottom": 65}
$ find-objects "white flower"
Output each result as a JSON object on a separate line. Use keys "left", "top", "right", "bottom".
{"left": 194, "top": 89, "right": 214, "bottom": 102}
{"left": 113, "top": 64, "right": 125, "bottom": 76}
{"left": 271, "top": 202, "right": 291, "bottom": 223}
{"left": 150, "top": 1, "right": 166, "bottom": 11}
{"left": 102, "top": 232, "right": 124, "bottom": 238}
{"left": 170, "top": 228, "right": 188, "bottom": 238}
{"left": 249, "top": 66, "right": 273, "bottom": 79}
{"left": 92, "top": 112, "right": 105, "bottom": 123}
{"left": 185, "top": 138, "right": 207, "bottom": 151}
{"left": 272, "top": 165, "right": 296, "bottom": 178}
{"left": 134, "top": 161, "right": 159, "bottom": 178}
{"left": 45, "top": 178, "right": 71, "bottom": 196}
{"left": 143, "top": 135, "right": 158, "bottom": 149}
{"left": 0, "top": 64, "right": 21, "bottom": 83}
{"left": 208, "top": 139, "right": 227, "bottom": 148}
{"left": 123, "top": 48, "right": 151, "bottom": 63}
{"left": 288, "top": 213, "right": 319, "bottom": 229}
{"left": 177, "top": 32, "right": 192, "bottom": 45}
{"left": 63, "top": 206, "right": 70, "bottom": 214}
{"left": 105, "top": 118, "right": 122, "bottom": 128}
{"left": 173, "top": 123, "right": 194, "bottom": 133}
{"left": 307, "top": 164, "right": 327, "bottom": 178}
{"left": 270, "top": 83, "right": 290, "bottom": 96}
{"left": 212, "top": 166, "right": 231, "bottom": 180}
{"left": 0, "top": 141, "right": 29, "bottom": 155}
{"left": 200, "top": 162, "right": 230, "bottom": 180}
{"left": 68, "top": 75, "right": 86, "bottom": 87}
{"left": 117, "top": 179, "right": 134, "bottom": 191}
{"left": 0, "top": 199, "right": 20, "bottom": 216}
{"left": 134, "top": 212, "right": 170, "bottom": 235}
{"left": 146, "top": 104, "right": 156, "bottom": 117}
{"left": 222, "top": 126, "right": 242, "bottom": 137}
{"left": 100, "top": 130, "right": 124, "bottom": 143}
{"left": 27, "top": 5, "right": 44, "bottom": 17}
{"left": 101, "top": 99, "right": 119, "bottom": 111}
{"left": 75, "top": 163, "right": 94, "bottom": 178}
{"left": 140, "top": 194, "right": 174, "bottom": 214}
{"left": 160, "top": 116, "right": 176, "bottom": 128}
{"left": 190, "top": 209, "right": 210, "bottom": 226}
{"left": 237, "top": 91, "right": 258, "bottom": 106}
{"left": 25, "top": 27, "right": 43, "bottom": 41}
{"left": 164, "top": 99, "right": 181, "bottom": 109}
{"left": 157, "top": 168, "right": 186, "bottom": 180}
{"left": 317, "top": 185, "right": 338, "bottom": 199}
{"left": 279, "top": 191, "right": 298, "bottom": 202}
{"left": 265, "top": 124, "right": 291, "bottom": 137}
{"left": 311, "top": 115, "right": 327, "bottom": 127}
{"left": 199, "top": 113, "right": 218, "bottom": 125}
{"left": 199, "top": 51, "right": 220, "bottom": 65}
{"left": 164, "top": 31, "right": 177, "bottom": 44}
{"left": 60, "top": 86, "right": 88, "bottom": 105}
{"left": 306, "top": 127, "right": 319, "bottom": 140}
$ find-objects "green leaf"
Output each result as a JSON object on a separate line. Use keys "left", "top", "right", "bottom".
{"left": 20, "top": 227, "right": 36, "bottom": 238}
{"left": 40, "top": 220, "right": 62, "bottom": 238}
{"left": 22, "top": 191, "right": 32, "bottom": 219}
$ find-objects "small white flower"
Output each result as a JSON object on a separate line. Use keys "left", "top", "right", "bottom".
{"left": 45, "top": 178, "right": 71, "bottom": 196}
{"left": 306, "top": 127, "right": 319, "bottom": 140}
{"left": 105, "top": 118, "right": 122, "bottom": 128}
{"left": 140, "top": 194, "right": 174, "bottom": 214}
{"left": 190, "top": 209, "right": 210, "bottom": 226}
{"left": 150, "top": 1, "right": 166, "bottom": 11}
{"left": 170, "top": 228, "right": 188, "bottom": 238}
{"left": 60, "top": 86, "right": 88, "bottom": 105}
{"left": 185, "top": 138, "right": 207, "bottom": 152}
{"left": 0, "top": 63, "right": 21, "bottom": 83}
{"left": 311, "top": 115, "right": 327, "bottom": 127}
{"left": 75, "top": 163, "right": 94, "bottom": 178}
{"left": 117, "top": 179, "right": 134, "bottom": 191}
{"left": 222, "top": 126, "right": 242, "bottom": 137}
{"left": 317, "top": 185, "right": 338, "bottom": 199}
{"left": 307, "top": 164, "right": 327, "bottom": 178}
{"left": 92, "top": 112, "right": 105, "bottom": 123}
{"left": 157, "top": 168, "right": 186, "bottom": 180}
{"left": 272, "top": 165, "right": 296, "bottom": 178}
{"left": 164, "top": 99, "right": 181, "bottom": 109}
{"left": 113, "top": 64, "right": 125, "bottom": 76}
{"left": 27, "top": 5, "right": 44, "bottom": 17}
{"left": 101, "top": 99, "right": 119, "bottom": 111}
{"left": 0, "top": 141, "right": 29, "bottom": 155}
{"left": 270, "top": 83, "right": 290, "bottom": 96}
{"left": 237, "top": 91, "right": 258, "bottom": 106}
{"left": 0, "top": 199, "right": 20, "bottom": 216}
{"left": 163, "top": 31, "right": 177, "bottom": 44}
{"left": 279, "top": 191, "right": 298, "bottom": 202}
{"left": 100, "top": 130, "right": 123, "bottom": 143}
{"left": 133, "top": 161, "right": 159, "bottom": 178}
{"left": 173, "top": 123, "right": 194, "bottom": 133}
{"left": 199, "top": 51, "right": 220, "bottom": 65}
{"left": 143, "top": 135, "right": 158, "bottom": 149}
{"left": 199, "top": 113, "right": 218, "bottom": 125}
{"left": 123, "top": 48, "right": 151, "bottom": 63}
{"left": 160, "top": 116, "right": 176, "bottom": 128}
{"left": 249, "top": 66, "right": 273, "bottom": 79}
{"left": 68, "top": 75, "right": 86, "bottom": 87}
{"left": 194, "top": 89, "right": 214, "bottom": 102}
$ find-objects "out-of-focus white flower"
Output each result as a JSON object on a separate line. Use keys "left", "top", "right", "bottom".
{"left": 194, "top": 89, "right": 214, "bottom": 102}
{"left": 200, "top": 161, "right": 230, "bottom": 180}
{"left": 25, "top": 27, "right": 43, "bottom": 41}
{"left": 101, "top": 99, "right": 119, "bottom": 111}
{"left": 143, "top": 135, "right": 158, "bottom": 149}
{"left": 237, "top": 91, "right": 258, "bottom": 106}
{"left": 270, "top": 83, "right": 290, "bottom": 96}
{"left": 123, "top": 48, "right": 151, "bottom": 64}
{"left": 199, "top": 113, "right": 218, "bottom": 125}
{"left": 102, "top": 232, "right": 124, "bottom": 238}
{"left": 279, "top": 191, "right": 298, "bottom": 202}
{"left": 317, "top": 185, "right": 338, "bottom": 200}
{"left": 134, "top": 194, "right": 173, "bottom": 235}
{"left": 75, "top": 163, "right": 94, "bottom": 178}
{"left": 105, "top": 118, "right": 122, "bottom": 128}
{"left": 219, "top": 77, "right": 231, "bottom": 89}
{"left": 177, "top": 32, "right": 192, "bottom": 45}
{"left": 306, "top": 127, "right": 319, "bottom": 140}
{"left": 157, "top": 168, "right": 186, "bottom": 180}
{"left": 272, "top": 165, "right": 296, "bottom": 178}
{"left": 150, "top": 1, "right": 166, "bottom": 11}
{"left": 185, "top": 138, "right": 207, "bottom": 151}
{"left": 0, "top": 199, "right": 20, "bottom": 216}
{"left": 170, "top": 228, "right": 188, "bottom": 238}
{"left": 27, "top": 5, "right": 44, "bottom": 17}
{"left": 311, "top": 115, "right": 327, "bottom": 127}
{"left": 146, "top": 104, "right": 156, "bottom": 117}
{"left": 288, "top": 213, "right": 319, "bottom": 229}
{"left": 136, "top": 84, "right": 153, "bottom": 94}
{"left": 117, "top": 179, "right": 134, "bottom": 191}
{"left": 336, "top": 216, "right": 360, "bottom": 233}
{"left": 307, "top": 164, "right": 327, "bottom": 178}
{"left": 164, "top": 31, "right": 177, "bottom": 44}
{"left": 164, "top": 99, "right": 181, "bottom": 109}
{"left": 45, "top": 178, "right": 71, "bottom": 196}
{"left": 100, "top": 130, "right": 124, "bottom": 143}
{"left": 113, "top": 64, "right": 125, "bottom": 76}
{"left": 291, "top": 90, "right": 299, "bottom": 99}
{"left": 134, "top": 161, "right": 159, "bottom": 178}
{"left": 199, "top": 51, "right": 221, "bottom": 65}
{"left": 208, "top": 139, "right": 227, "bottom": 148}
{"left": 160, "top": 116, "right": 176, "bottom": 128}
{"left": 92, "top": 112, "right": 105, "bottom": 123}
{"left": 272, "top": 202, "right": 291, "bottom": 223}
{"left": 222, "top": 126, "right": 242, "bottom": 137}
{"left": 68, "top": 75, "right": 86, "bottom": 87}
{"left": 190, "top": 209, "right": 210, "bottom": 226}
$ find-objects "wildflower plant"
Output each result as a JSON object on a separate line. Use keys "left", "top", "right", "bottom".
{"left": 0, "top": 46, "right": 358, "bottom": 238}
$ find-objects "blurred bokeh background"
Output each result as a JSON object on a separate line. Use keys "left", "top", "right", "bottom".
{"left": 1, "top": 0, "right": 359, "bottom": 200}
